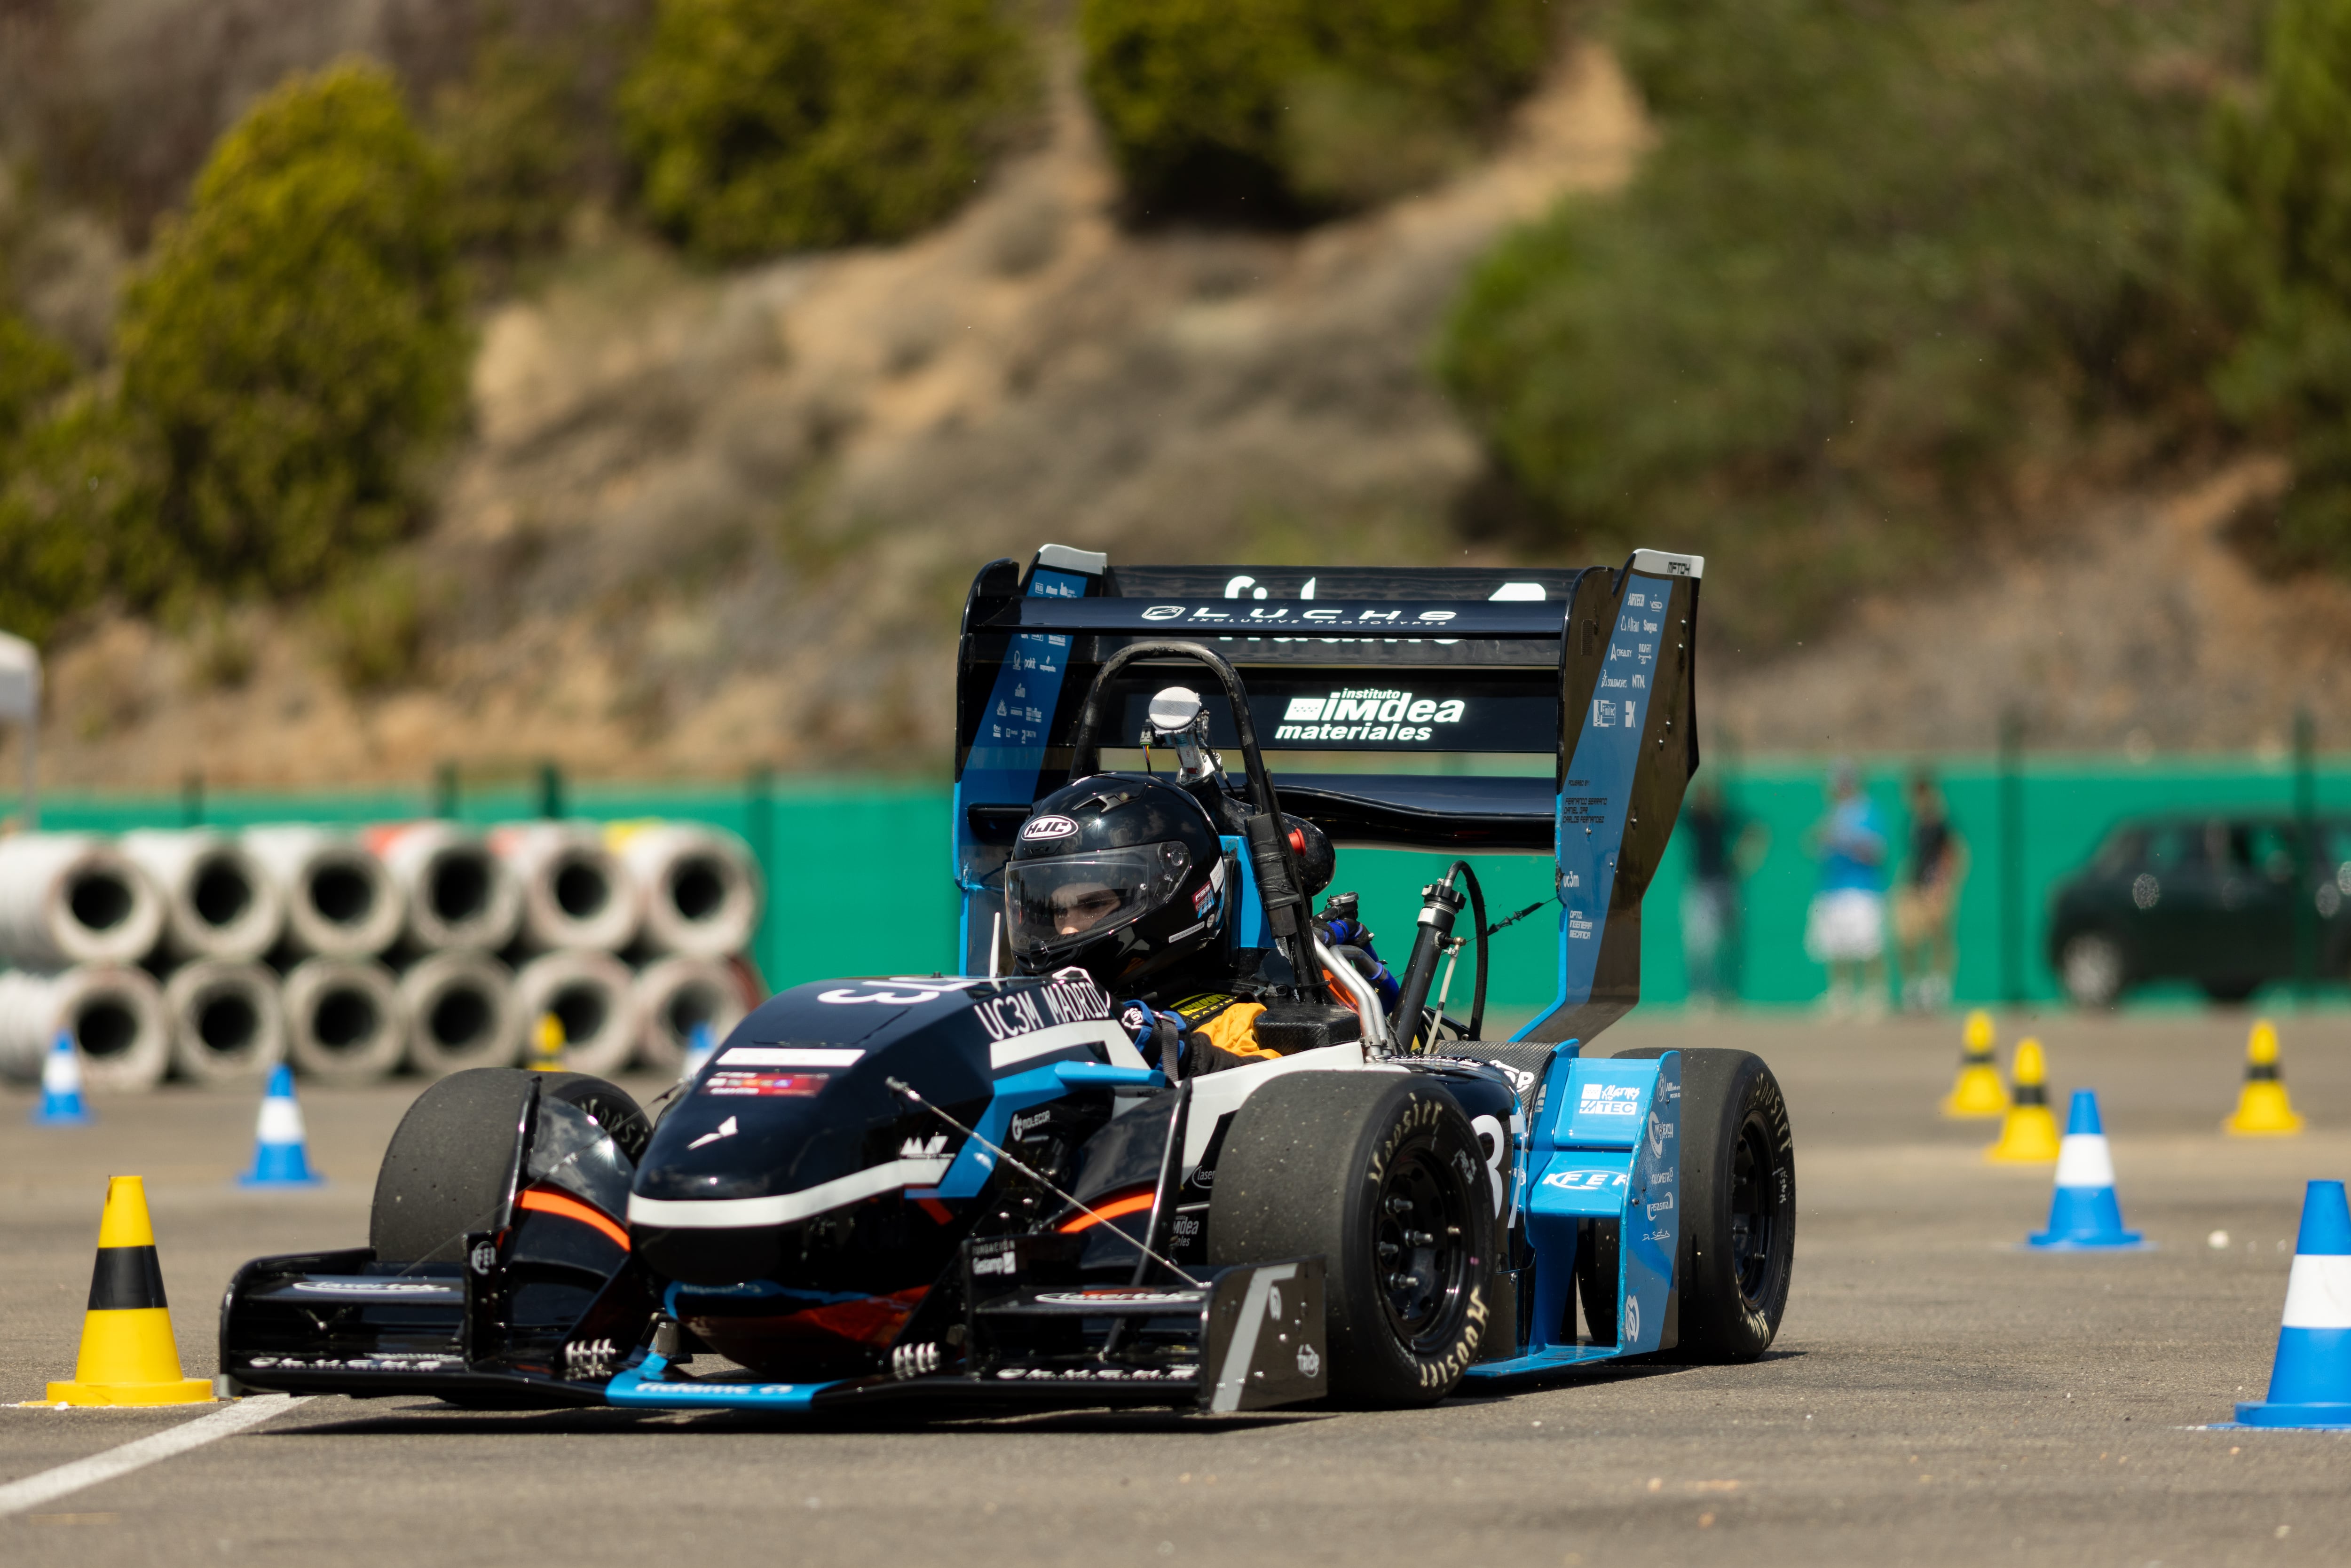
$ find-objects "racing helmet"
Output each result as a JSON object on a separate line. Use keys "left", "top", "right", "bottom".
{"left": 1006, "top": 774, "right": 1229, "bottom": 992}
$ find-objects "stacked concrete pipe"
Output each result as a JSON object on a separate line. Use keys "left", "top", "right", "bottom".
{"left": 0, "top": 834, "right": 166, "bottom": 968}
{"left": 396, "top": 949, "right": 521, "bottom": 1076}
{"left": 513, "top": 949, "right": 637, "bottom": 1077}
{"left": 119, "top": 828, "right": 284, "bottom": 962}
{"left": 244, "top": 826, "right": 405, "bottom": 958}
{"left": 490, "top": 822, "right": 641, "bottom": 952}
{"left": 609, "top": 822, "right": 762, "bottom": 960}
{"left": 631, "top": 954, "right": 752, "bottom": 1074}
{"left": 0, "top": 965, "right": 172, "bottom": 1091}
{"left": 365, "top": 821, "right": 523, "bottom": 953}
{"left": 160, "top": 960, "right": 286, "bottom": 1084}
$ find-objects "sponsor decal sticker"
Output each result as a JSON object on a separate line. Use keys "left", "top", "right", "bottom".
{"left": 1578, "top": 1082, "right": 1641, "bottom": 1118}
{"left": 705, "top": 1072, "right": 828, "bottom": 1099}
{"left": 1022, "top": 814, "right": 1079, "bottom": 841}
{"left": 1274, "top": 688, "right": 1466, "bottom": 745}
{"left": 1032, "top": 1289, "right": 1205, "bottom": 1308}
{"left": 1540, "top": 1169, "right": 1627, "bottom": 1191}
{"left": 1296, "top": 1343, "right": 1321, "bottom": 1378}
{"left": 289, "top": 1280, "right": 452, "bottom": 1297}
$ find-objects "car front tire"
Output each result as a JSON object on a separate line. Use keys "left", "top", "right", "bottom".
{"left": 1207, "top": 1073, "right": 1495, "bottom": 1406}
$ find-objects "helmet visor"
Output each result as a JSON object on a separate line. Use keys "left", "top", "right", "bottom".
{"left": 1005, "top": 843, "right": 1192, "bottom": 957}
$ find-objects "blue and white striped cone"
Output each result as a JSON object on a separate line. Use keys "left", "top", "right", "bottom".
{"left": 237, "top": 1064, "right": 323, "bottom": 1188}
{"left": 31, "top": 1029, "right": 92, "bottom": 1126}
{"left": 2026, "top": 1089, "right": 2148, "bottom": 1250}
{"left": 679, "top": 1021, "right": 718, "bottom": 1085}
{"left": 2235, "top": 1180, "right": 2351, "bottom": 1428}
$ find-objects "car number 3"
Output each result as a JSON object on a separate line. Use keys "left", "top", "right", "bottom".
{"left": 818, "top": 982, "right": 961, "bottom": 1005}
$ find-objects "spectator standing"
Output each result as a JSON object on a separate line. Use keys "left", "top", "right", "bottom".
{"left": 1893, "top": 767, "right": 1969, "bottom": 1012}
{"left": 1679, "top": 777, "right": 1768, "bottom": 1009}
{"left": 1805, "top": 760, "right": 1888, "bottom": 1019}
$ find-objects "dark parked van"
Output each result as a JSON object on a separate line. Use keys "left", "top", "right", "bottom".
{"left": 2046, "top": 814, "right": 2350, "bottom": 1007}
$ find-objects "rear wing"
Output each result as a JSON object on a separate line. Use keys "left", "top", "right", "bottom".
{"left": 951, "top": 544, "right": 1703, "bottom": 1044}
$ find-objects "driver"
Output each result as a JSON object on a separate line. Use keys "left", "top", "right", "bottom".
{"left": 1004, "top": 772, "right": 1393, "bottom": 1073}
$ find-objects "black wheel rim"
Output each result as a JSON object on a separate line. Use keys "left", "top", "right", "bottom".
{"left": 1728, "top": 1112, "right": 1785, "bottom": 1307}
{"left": 1372, "top": 1144, "right": 1473, "bottom": 1353}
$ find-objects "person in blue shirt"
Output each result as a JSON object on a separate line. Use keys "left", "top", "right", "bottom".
{"left": 1804, "top": 760, "right": 1888, "bottom": 1019}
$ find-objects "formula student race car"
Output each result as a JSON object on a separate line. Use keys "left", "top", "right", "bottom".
{"left": 219, "top": 545, "right": 1795, "bottom": 1414}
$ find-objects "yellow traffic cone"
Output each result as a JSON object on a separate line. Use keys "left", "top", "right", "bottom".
{"left": 1941, "top": 1009, "right": 2009, "bottom": 1119}
{"left": 1985, "top": 1038, "right": 2061, "bottom": 1163}
{"left": 528, "top": 1011, "right": 566, "bottom": 1072}
{"left": 37, "top": 1176, "right": 213, "bottom": 1405}
{"left": 2224, "top": 1017, "right": 2305, "bottom": 1137}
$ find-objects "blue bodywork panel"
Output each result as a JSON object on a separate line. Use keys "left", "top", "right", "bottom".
{"left": 605, "top": 1355, "right": 840, "bottom": 1410}
{"left": 1466, "top": 1047, "right": 1681, "bottom": 1381}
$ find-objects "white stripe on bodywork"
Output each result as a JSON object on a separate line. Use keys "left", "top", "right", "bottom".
{"left": 719, "top": 1047, "right": 865, "bottom": 1068}
{"left": 2051, "top": 1133, "right": 2115, "bottom": 1190}
{"left": 991, "top": 1021, "right": 1146, "bottom": 1071}
{"left": 1210, "top": 1263, "right": 1297, "bottom": 1414}
{"left": 627, "top": 1156, "right": 955, "bottom": 1230}
{"left": 2281, "top": 1253, "right": 2351, "bottom": 1330}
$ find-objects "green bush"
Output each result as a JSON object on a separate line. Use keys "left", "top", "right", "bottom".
{"left": 2202, "top": 0, "right": 2351, "bottom": 567}
{"left": 619, "top": 0, "right": 1036, "bottom": 261}
{"left": 315, "top": 558, "right": 426, "bottom": 690}
{"left": 0, "top": 314, "right": 76, "bottom": 449}
{"left": 0, "top": 394, "right": 164, "bottom": 642}
{"left": 433, "top": 31, "right": 592, "bottom": 268}
{"left": 1080, "top": 0, "right": 1554, "bottom": 218}
{"left": 116, "top": 60, "right": 468, "bottom": 598}
{"left": 1439, "top": 0, "right": 2258, "bottom": 646}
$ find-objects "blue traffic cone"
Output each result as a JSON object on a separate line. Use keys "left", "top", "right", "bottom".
{"left": 2026, "top": 1090, "right": 2149, "bottom": 1250}
{"left": 679, "top": 1021, "right": 718, "bottom": 1084}
{"left": 2234, "top": 1181, "right": 2351, "bottom": 1428}
{"left": 237, "top": 1065, "right": 323, "bottom": 1187}
{"left": 32, "top": 1029, "right": 92, "bottom": 1126}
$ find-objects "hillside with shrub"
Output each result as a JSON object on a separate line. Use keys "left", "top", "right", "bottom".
{"left": 5, "top": 0, "right": 2351, "bottom": 789}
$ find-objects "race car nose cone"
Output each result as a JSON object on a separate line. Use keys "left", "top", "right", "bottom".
{"left": 629, "top": 1219, "right": 794, "bottom": 1286}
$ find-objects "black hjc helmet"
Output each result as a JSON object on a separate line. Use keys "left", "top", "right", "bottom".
{"left": 1006, "top": 774, "right": 1229, "bottom": 993}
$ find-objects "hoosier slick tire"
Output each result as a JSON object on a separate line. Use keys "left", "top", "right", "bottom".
{"left": 1207, "top": 1072, "right": 1494, "bottom": 1407}
{"left": 1614, "top": 1047, "right": 1795, "bottom": 1362}
{"left": 371, "top": 1068, "right": 647, "bottom": 1265}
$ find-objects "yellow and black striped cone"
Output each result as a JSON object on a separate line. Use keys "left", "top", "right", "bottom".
{"left": 2224, "top": 1018, "right": 2304, "bottom": 1137}
{"left": 528, "top": 1011, "right": 566, "bottom": 1072}
{"left": 38, "top": 1176, "right": 213, "bottom": 1405}
{"left": 1985, "top": 1038, "right": 2061, "bottom": 1164}
{"left": 1941, "top": 1009, "right": 2008, "bottom": 1119}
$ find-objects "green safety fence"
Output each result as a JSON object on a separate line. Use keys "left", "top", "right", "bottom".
{"left": 29, "top": 756, "right": 2347, "bottom": 1014}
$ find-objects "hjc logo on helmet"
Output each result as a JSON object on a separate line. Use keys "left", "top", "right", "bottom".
{"left": 1021, "top": 815, "right": 1078, "bottom": 840}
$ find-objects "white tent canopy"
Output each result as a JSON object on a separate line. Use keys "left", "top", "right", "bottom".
{"left": 0, "top": 633, "right": 39, "bottom": 828}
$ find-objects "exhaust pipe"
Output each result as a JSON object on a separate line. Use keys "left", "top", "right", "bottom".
{"left": 365, "top": 822, "right": 523, "bottom": 953}
{"left": 631, "top": 954, "right": 752, "bottom": 1073}
{"left": 0, "top": 834, "right": 165, "bottom": 967}
{"left": 609, "top": 822, "right": 763, "bottom": 958}
{"left": 0, "top": 965, "right": 172, "bottom": 1092}
{"left": 244, "top": 826, "right": 405, "bottom": 958}
{"left": 161, "top": 960, "right": 286, "bottom": 1085}
{"left": 396, "top": 950, "right": 521, "bottom": 1076}
{"left": 512, "top": 949, "right": 636, "bottom": 1077}
{"left": 489, "top": 822, "right": 640, "bottom": 952}
{"left": 120, "top": 829, "right": 285, "bottom": 962}
{"left": 280, "top": 956, "right": 407, "bottom": 1086}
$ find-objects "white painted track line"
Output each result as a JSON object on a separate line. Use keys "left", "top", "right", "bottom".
{"left": 0, "top": 1395, "right": 311, "bottom": 1518}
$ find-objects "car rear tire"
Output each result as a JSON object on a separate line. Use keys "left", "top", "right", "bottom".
{"left": 2201, "top": 977, "right": 2259, "bottom": 1005}
{"left": 1207, "top": 1072, "right": 1495, "bottom": 1406}
{"left": 1613, "top": 1048, "right": 1795, "bottom": 1363}
{"left": 371, "top": 1068, "right": 645, "bottom": 1265}
{"left": 2060, "top": 932, "right": 2127, "bottom": 1009}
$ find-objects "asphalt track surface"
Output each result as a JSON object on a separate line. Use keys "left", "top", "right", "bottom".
{"left": 6, "top": 1013, "right": 2351, "bottom": 1567}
